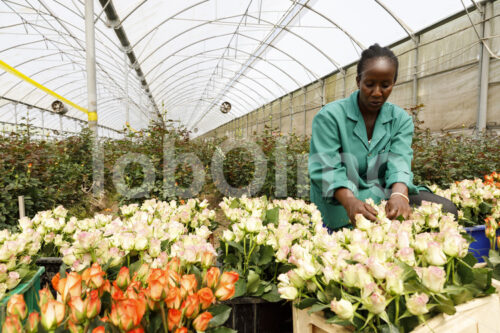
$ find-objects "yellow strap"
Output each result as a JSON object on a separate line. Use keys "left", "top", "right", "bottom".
{"left": 0, "top": 59, "right": 96, "bottom": 121}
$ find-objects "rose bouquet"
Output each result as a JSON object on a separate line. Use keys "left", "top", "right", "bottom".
{"left": 278, "top": 200, "right": 495, "bottom": 332}
{"left": 218, "top": 196, "right": 323, "bottom": 301}
{"left": 431, "top": 175, "right": 500, "bottom": 226}
{"left": 2, "top": 258, "right": 239, "bottom": 333}
{"left": 0, "top": 227, "right": 42, "bottom": 300}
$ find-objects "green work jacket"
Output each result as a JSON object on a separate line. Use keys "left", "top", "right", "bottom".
{"left": 309, "top": 90, "right": 428, "bottom": 230}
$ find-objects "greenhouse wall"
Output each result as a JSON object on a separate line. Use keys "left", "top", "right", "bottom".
{"left": 200, "top": 3, "right": 499, "bottom": 140}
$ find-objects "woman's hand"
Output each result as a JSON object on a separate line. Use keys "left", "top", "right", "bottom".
{"left": 386, "top": 195, "right": 412, "bottom": 220}
{"left": 344, "top": 197, "right": 378, "bottom": 226}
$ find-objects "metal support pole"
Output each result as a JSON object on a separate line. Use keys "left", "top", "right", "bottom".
{"left": 14, "top": 103, "right": 17, "bottom": 132}
{"left": 124, "top": 52, "right": 130, "bottom": 130}
{"left": 279, "top": 98, "right": 282, "bottom": 132}
{"left": 289, "top": 94, "right": 293, "bottom": 135}
{"left": 321, "top": 79, "right": 326, "bottom": 106}
{"left": 342, "top": 74, "right": 346, "bottom": 98}
{"left": 477, "top": 1, "right": 491, "bottom": 132}
{"left": 18, "top": 196, "right": 25, "bottom": 219}
{"left": 412, "top": 37, "right": 420, "bottom": 106}
{"left": 85, "top": 0, "right": 98, "bottom": 135}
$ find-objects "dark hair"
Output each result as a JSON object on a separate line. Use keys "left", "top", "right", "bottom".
{"left": 356, "top": 43, "right": 399, "bottom": 82}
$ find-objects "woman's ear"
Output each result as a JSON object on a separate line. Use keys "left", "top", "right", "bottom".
{"left": 356, "top": 75, "right": 360, "bottom": 88}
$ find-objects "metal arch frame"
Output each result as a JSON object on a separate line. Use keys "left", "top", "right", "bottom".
{"left": 144, "top": 34, "right": 300, "bottom": 89}
{"left": 153, "top": 57, "right": 277, "bottom": 102}
{"left": 137, "top": 13, "right": 319, "bottom": 81}
{"left": 374, "top": 0, "right": 416, "bottom": 42}
{"left": 160, "top": 78, "right": 259, "bottom": 114}
{"left": 6, "top": 0, "right": 156, "bottom": 121}
{"left": 148, "top": 30, "right": 319, "bottom": 91}
{"left": 150, "top": 46, "right": 292, "bottom": 96}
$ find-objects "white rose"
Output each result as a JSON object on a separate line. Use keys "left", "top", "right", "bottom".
{"left": 278, "top": 286, "right": 298, "bottom": 300}
{"left": 407, "top": 293, "right": 429, "bottom": 315}
{"left": 421, "top": 266, "right": 446, "bottom": 293}
{"left": 366, "top": 258, "right": 387, "bottom": 280}
{"left": 425, "top": 242, "right": 447, "bottom": 266}
{"left": 222, "top": 230, "right": 235, "bottom": 242}
{"left": 330, "top": 299, "right": 354, "bottom": 320}
{"left": 355, "top": 214, "right": 372, "bottom": 231}
{"left": 362, "top": 292, "right": 386, "bottom": 315}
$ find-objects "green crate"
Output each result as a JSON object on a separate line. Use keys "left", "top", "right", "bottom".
{"left": 0, "top": 266, "right": 45, "bottom": 327}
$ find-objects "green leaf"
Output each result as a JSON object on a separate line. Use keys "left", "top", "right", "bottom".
{"left": 261, "top": 284, "right": 282, "bottom": 302}
{"left": 325, "top": 316, "right": 352, "bottom": 326}
{"left": 308, "top": 303, "right": 330, "bottom": 314}
{"left": 229, "top": 198, "right": 240, "bottom": 209}
{"left": 472, "top": 267, "right": 492, "bottom": 291}
{"left": 208, "top": 304, "right": 233, "bottom": 328}
{"left": 145, "top": 313, "right": 163, "bottom": 333}
{"left": 263, "top": 207, "right": 279, "bottom": 225}
{"left": 433, "top": 294, "right": 456, "bottom": 315}
{"left": 246, "top": 270, "right": 260, "bottom": 294}
{"left": 227, "top": 241, "right": 244, "bottom": 253}
{"left": 295, "top": 298, "right": 317, "bottom": 309}
{"left": 257, "top": 245, "right": 274, "bottom": 266}
{"left": 233, "top": 277, "right": 247, "bottom": 298}
{"left": 379, "top": 322, "right": 400, "bottom": 333}
{"left": 223, "top": 253, "right": 240, "bottom": 267}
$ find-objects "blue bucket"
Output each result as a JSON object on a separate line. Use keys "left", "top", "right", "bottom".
{"left": 465, "top": 225, "right": 499, "bottom": 262}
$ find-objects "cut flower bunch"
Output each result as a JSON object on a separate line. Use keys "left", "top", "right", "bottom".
{"left": 277, "top": 199, "right": 495, "bottom": 332}
{"left": 2, "top": 258, "right": 239, "bottom": 333}
{"left": 218, "top": 196, "right": 323, "bottom": 301}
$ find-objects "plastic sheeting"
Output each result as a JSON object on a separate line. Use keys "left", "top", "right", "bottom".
{"left": 0, "top": 0, "right": 482, "bottom": 136}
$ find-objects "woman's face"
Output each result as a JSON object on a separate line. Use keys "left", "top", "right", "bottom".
{"left": 356, "top": 57, "right": 396, "bottom": 113}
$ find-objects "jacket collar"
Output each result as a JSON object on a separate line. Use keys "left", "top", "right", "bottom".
{"left": 347, "top": 91, "right": 393, "bottom": 151}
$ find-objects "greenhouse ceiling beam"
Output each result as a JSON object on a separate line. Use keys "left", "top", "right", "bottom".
{"left": 97, "top": 0, "right": 161, "bottom": 123}
{"left": 374, "top": 0, "right": 416, "bottom": 42}
{"left": 152, "top": 51, "right": 282, "bottom": 100}
{"left": 156, "top": 62, "right": 269, "bottom": 104}
{"left": 148, "top": 29, "right": 318, "bottom": 90}
{"left": 161, "top": 78, "right": 259, "bottom": 114}
{"left": 189, "top": 0, "right": 317, "bottom": 130}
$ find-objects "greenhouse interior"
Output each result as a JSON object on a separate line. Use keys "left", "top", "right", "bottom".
{"left": 0, "top": 0, "right": 500, "bottom": 332}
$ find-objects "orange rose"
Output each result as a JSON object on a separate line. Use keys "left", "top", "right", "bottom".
{"left": 7, "top": 294, "right": 27, "bottom": 320}
{"left": 201, "top": 251, "right": 216, "bottom": 268}
{"left": 198, "top": 287, "right": 215, "bottom": 310}
{"left": 167, "top": 308, "right": 182, "bottom": 331}
{"left": 167, "top": 257, "right": 181, "bottom": 273}
{"left": 68, "top": 295, "right": 87, "bottom": 323}
{"left": 82, "top": 263, "right": 106, "bottom": 289}
{"left": 165, "top": 286, "right": 182, "bottom": 309}
{"left": 127, "top": 329, "right": 145, "bottom": 333}
{"left": 92, "top": 327, "right": 105, "bottom": 333}
{"left": 26, "top": 312, "right": 40, "bottom": 333}
{"left": 51, "top": 272, "right": 60, "bottom": 292}
{"left": 167, "top": 270, "right": 181, "bottom": 288}
{"left": 39, "top": 288, "right": 54, "bottom": 307}
{"left": 110, "top": 299, "right": 146, "bottom": 331}
{"left": 86, "top": 290, "right": 101, "bottom": 319}
{"left": 192, "top": 312, "right": 213, "bottom": 332}
{"left": 41, "top": 300, "right": 65, "bottom": 330}
{"left": 147, "top": 279, "right": 168, "bottom": 302}
{"left": 180, "top": 274, "right": 197, "bottom": 298}
{"left": 175, "top": 328, "right": 188, "bottom": 333}
{"left": 219, "top": 271, "right": 239, "bottom": 286}
{"left": 117, "top": 266, "right": 131, "bottom": 290}
{"left": 61, "top": 272, "right": 83, "bottom": 303}
{"left": 203, "top": 267, "right": 220, "bottom": 289}
{"left": 182, "top": 293, "right": 200, "bottom": 318}
{"left": 215, "top": 283, "right": 235, "bottom": 301}
{"left": 2, "top": 315, "right": 22, "bottom": 333}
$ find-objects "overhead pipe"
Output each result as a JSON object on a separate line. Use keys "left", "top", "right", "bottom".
{"left": 97, "top": 0, "right": 163, "bottom": 125}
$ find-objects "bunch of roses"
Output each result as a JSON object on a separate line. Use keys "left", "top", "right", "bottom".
{"left": 0, "top": 228, "right": 42, "bottom": 300}
{"left": 431, "top": 178, "right": 500, "bottom": 226}
{"left": 484, "top": 171, "right": 500, "bottom": 189}
{"left": 2, "top": 258, "right": 239, "bottom": 333}
{"left": 277, "top": 199, "right": 489, "bottom": 332}
{"left": 218, "top": 196, "right": 323, "bottom": 299}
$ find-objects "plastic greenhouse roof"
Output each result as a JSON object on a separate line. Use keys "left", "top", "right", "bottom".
{"left": 0, "top": 0, "right": 476, "bottom": 136}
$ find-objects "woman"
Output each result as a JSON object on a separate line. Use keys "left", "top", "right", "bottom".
{"left": 309, "top": 44, "right": 457, "bottom": 230}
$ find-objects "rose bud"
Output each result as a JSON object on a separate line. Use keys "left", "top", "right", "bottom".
{"left": 135, "top": 264, "right": 150, "bottom": 283}
{"left": 41, "top": 300, "right": 65, "bottom": 330}
{"left": 192, "top": 312, "right": 213, "bottom": 332}
{"left": 92, "top": 327, "right": 105, "bottom": 333}
{"left": 181, "top": 293, "right": 200, "bottom": 318}
{"left": 82, "top": 263, "right": 105, "bottom": 289}
{"left": 219, "top": 271, "right": 239, "bottom": 286}
{"left": 201, "top": 251, "right": 215, "bottom": 268}
{"left": 26, "top": 312, "right": 41, "bottom": 333}
{"left": 38, "top": 288, "right": 54, "bottom": 307}
{"left": 165, "top": 287, "right": 182, "bottom": 309}
{"left": 116, "top": 267, "right": 131, "bottom": 290}
{"left": 86, "top": 290, "right": 101, "bottom": 319}
{"left": 180, "top": 274, "right": 197, "bottom": 298}
{"left": 51, "top": 273, "right": 60, "bottom": 292}
{"left": 68, "top": 320, "right": 84, "bottom": 333}
{"left": 203, "top": 267, "right": 220, "bottom": 289}
{"left": 175, "top": 328, "right": 188, "bottom": 333}
{"left": 167, "top": 308, "right": 182, "bottom": 331}
{"left": 406, "top": 293, "right": 429, "bottom": 316}
{"left": 330, "top": 298, "right": 354, "bottom": 321}
{"left": 197, "top": 287, "right": 215, "bottom": 310}
{"left": 7, "top": 294, "right": 27, "bottom": 320}
{"left": 215, "top": 283, "right": 235, "bottom": 301}
{"left": 61, "top": 272, "right": 82, "bottom": 303}
{"left": 167, "top": 257, "right": 181, "bottom": 273}
{"left": 2, "top": 315, "right": 22, "bottom": 333}
{"left": 68, "top": 295, "right": 87, "bottom": 323}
